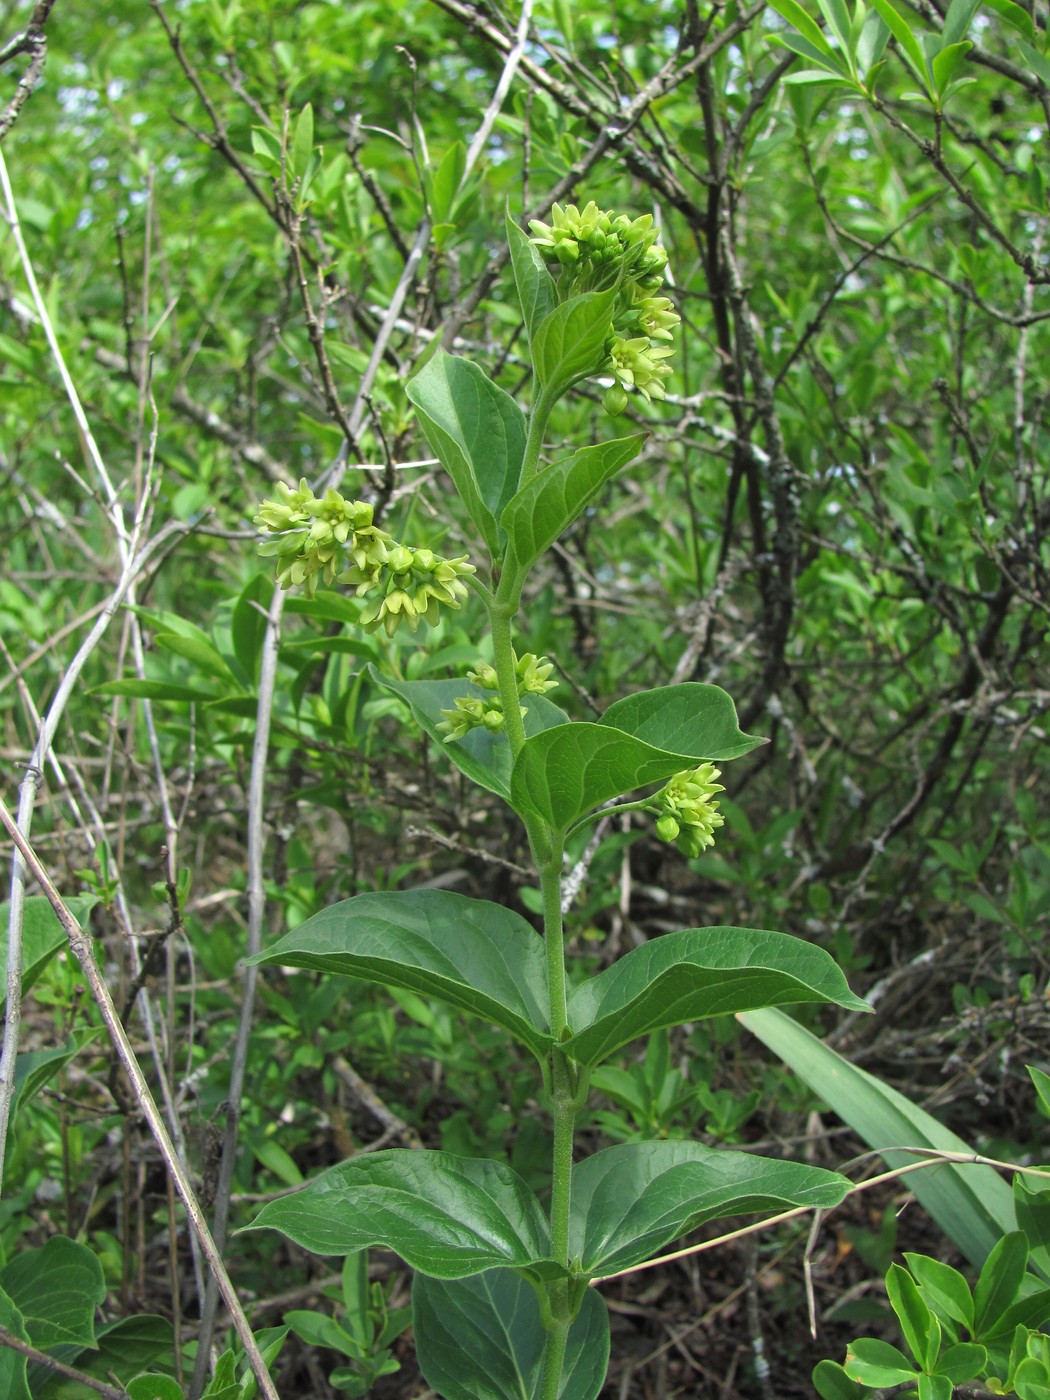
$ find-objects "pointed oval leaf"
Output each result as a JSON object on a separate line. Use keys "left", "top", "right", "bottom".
{"left": 507, "top": 213, "right": 557, "bottom": 342}
{"left": 974, "top": 1232, "right": 1029, "bottom": 1336}
{"left": 767, "top": 0, "right": 837, "bottom": 54}
{"left": 370, "top": 666, "right": 569, "bottom": 802}
{"left": 247, "top": 1151, "right": 551, "bottom": 1278}
{"left": 845, "top": 1339, "right": 918, "bottom": 1386}
{"left": 599, "top": 684, "right": 763, "bottom": 759}
{"left": 572, "top": 1141, "right": 850, "bottom": 1277}
{"left": 532, "top": 288, "right": 618, "bottom": 397}
{"left": 406, "top": 349, "right": 527, "bottom": 558}
{"left": 415, "top": 1268, "right": 609, "bottom": 1400}
{"left": 511, "top": 685, "right": 762, "bottom": 830}
{"left": 886, "top": 1263, "right": 938, "bottom": 1370}
{"left": 740, "top": 1008, "right": 1016, "bottom": 1267}
{"left": 0, "top": 1288, "right": 30, "bottom": 1400}
{"left": 903, "top": 1253, "right": 974, "bottom": 1332}
{"left": 0, "top": 1236, "right": 105, "bottom": 1349}
{"left": 249, "top": 889, "right": 551, "bottom": 1059}
{"left": 563, "top": 926, "right": 869, "bottom": 1067}
{"left": 501, "top": 434, "right": 646, "bottom": 572}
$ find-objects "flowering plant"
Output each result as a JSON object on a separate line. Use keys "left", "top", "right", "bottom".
{"left": 249, "top": 203, "right": 867, "bottom": 1400}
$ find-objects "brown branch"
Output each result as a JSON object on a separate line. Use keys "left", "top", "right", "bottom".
{"left": 0, "top": 1325, "right": 127, "bottom": 1398}
{"left": 0, "top": 0, "right": 57, "bottom": 143}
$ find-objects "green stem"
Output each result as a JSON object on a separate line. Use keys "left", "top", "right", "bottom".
{"left": 489, "top": 600, "right": 527, "bottom": 760}
{"left": 519, "top": 382, "right": 557, "bottom": 487}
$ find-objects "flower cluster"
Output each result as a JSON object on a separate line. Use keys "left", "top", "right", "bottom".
{"left": 255, "top": 480, "right": 475, "bottom": 635}
{"left": 437, "top": 652, "right": 558, "bottom": 742}
{"left": 527, "top": 201, "right": 680, "bottom": 409}
{"left": 652, "top": 763, "right": 725, "bottom": 859}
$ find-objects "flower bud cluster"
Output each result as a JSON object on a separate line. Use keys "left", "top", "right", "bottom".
{"left": 255, "top": 480, "right": 475, "bottom": 635}
{"left": 527, "top": 201, "right": 680, "bottom": 409}
{"left": 652, "top": 763, "right": 725, "bottom": 859}
{"left": 437, "top": 652, "right": 558, "bottom": 742}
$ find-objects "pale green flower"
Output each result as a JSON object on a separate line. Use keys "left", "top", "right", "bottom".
{"left": 654, "top": 763, "right": 726, "bottom": 857}
{"left": 607, "top": 336, "right": 675, "bottom": 402}
{"left": 515, "top": 652, "right": 558, "bottom": 695}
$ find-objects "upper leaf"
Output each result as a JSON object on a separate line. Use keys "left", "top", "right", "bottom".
{"left": 406, "top": 349, "right": 527, "bottom": 560}
{"left": 506, "top": 212, "right": 558, "bottom": 343}
{"left": 511, "top": 684, "right": 762, "bottom": 831}
{"left": 371, "top": 667, "right": 569, "bottom": 802}
{"left": 247, "top": 1151, "right": 552, "bottom": 1278}
{"left": 563, "top": 926, "right": 870, "bottom": 1066}
{"left": 531, "top": 288, "right": 618, "bottom": 398}
{"left": 501, "top": 434, "right": 646, "bottom": 574}
{"left": 571, "top": 1141, "right": 850, "bottom": 1277}
{"left": 248, "top": 888, "right": 552, "bottom": 1060}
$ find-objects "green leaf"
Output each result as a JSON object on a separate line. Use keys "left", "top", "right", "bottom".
{"left": 1029, "top": 1067, "right": 1050, "bottom": 1119}
{"left": 81, "top": 1315, "right": 176, "bottom": 1384}
{"left": 1014, "top": 1174, "right": 1050, "bottom": 1279}
{"left": 0, "top": 1237, "right": 104, "bottom": 1350}
{"left": 406, "top": 349, "right": 527, "bottom": 560}
{"left": 126, "top": 1376, "right": 184, "bottom": 1400}
{"left": 869, "top": 0, "right": 929, "bottom": 83}
{"left": 981, "top": 0, "right": 1034, "bottom": 41}
{"left": 562, "top": 926, "right": 869, "bottom": 1067}
{"left": 430, "top": 141, "right": 466, "bottom": 223}
{"left": 12, "top": 1030, "right": 99, "bottom": 1120}
{"left": 1, "top": 896, "right": 97, "bottom": 1011}
{"left": 768, "top": 0, "right": 837, "bottom": 55}
{"left": 293, "top": 103, "right": 314, "bottom": 180}
{"left": 1018, "top": 40, "right": 1050, "bottom": 86}
{"left": 740, "top": 1009, "right": 1016, "bottom": 1267}
{"left": 813, "top": 1358, "right": 875, "bottom": 1400}
{"left": 532, "top": 289, "right": 618, "bottom": 398}
{"left": 0, "top": 1287, "right": 30, "bottom": 1400}
{"left": 370, "top": 668, "right": 569, "bottom": 802}
{"left": 940, "top": 0, "right": 979, "bottom": 45}
{"left": 844, "top": 1337, "right": 917, "bottom": 1386}
{"left": 154, "top": 631, "right": 237, "bottom": 682}
{"left": 570, "top": 1141, "right": 850, "bottom": 1276}
{"left": 904, "top": 1253, "right": 974, "bottom": 1331}
{"left": 414, "top": 1268, "right": 609, "bottom": 1400}
{"left": 247, "top": 1151, "right": 552, "bottom": 1278}
{"left": 231, "top": 573, "right": 272, "bottom": 684}
{"left": 974, "top": 1232, "right": 1028, "bottom": 1336}
{"left": 90, "top": 679, "right": 216, "bottom": 702}
{"left": 935, "top": 1342, "right": 987, "bottom": 1385}
{"left": 917, "top": 1374, "right": 951, "bottom": 1400}
{"left": 511, "top": 684, "right": 763, "bottom": 831}
{"left": 248, "top": 889, "right": 552, "bottom": 1061}
{"left": 501, "top": 435, "right": 646, "bottom": 573}
{"left": 931, "top": 40, "right": 972, "bottom": 95}
{"left": 886, "top": 1263, "right": 939, "bottom": 1370}
{"left": 506, "top": 212, "right": 557, "bottom": 342}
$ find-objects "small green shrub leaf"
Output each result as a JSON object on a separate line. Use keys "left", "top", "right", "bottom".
{"left": 407, "top": 349, "right": 527, "bottom": 560}
{"left": 0, "top": 1236, "right": 105, "bottom": 1350}
{"left": 249, "top": 889, "right": 552, "bottom": 1060}
{"left": 247, "top": 1152, "right": 552, "bottom": 1278}
{"left": 903, "top": 1254, "right": 974, "bottom": 1331}
{"left": 935, "top": 1341, "right": 987, "bottom": 1384}
{"left": 844, "top": 1337, "right": 917, "bottom": 1386}
{"left": 886, "top": 1263, "right": 939, "bottom": 1370}
{"left": 563, "top": 927, "right": 869, "bottom": 1066}
{"left": 599, "top": 684, "right": 763, "bottom": 758}
{"left": 571, "top": 1142, "right": 850, "bottom": 1277}
{"left": 126, "top": 1376, "right": 185, "bottom": 1400}
{"left": 0, "top": 1287, "right": 29, "bottom": 1399}
{"left": 414, "top": 1268, "right": 609, "bottom": 1400}
{"left": 501, "top": 434, "right": 646, "bottom": 573}
{"left": 974, "top": 1232, "right": 1029, "bottom": 1336}
{"left": 812, "top": 1358, "right": 875, "bottom": 1399}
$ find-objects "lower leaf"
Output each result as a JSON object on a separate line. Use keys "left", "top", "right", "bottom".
{"left": 414, "top": 1269, "right": 609, "bottom": 1400}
